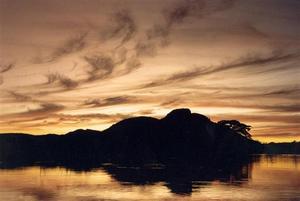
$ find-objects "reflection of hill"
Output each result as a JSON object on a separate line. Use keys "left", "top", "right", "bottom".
{"left": 0, "top": 108, "right": 262, "bottom": 167}
{"left": 0, "top": 159, "right": 258, "bottom": 196}
{"left": 102, "top": 161, "right": 255, "bottom": 195}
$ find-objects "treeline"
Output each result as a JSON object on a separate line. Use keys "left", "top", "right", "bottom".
{"left": 264, "top": 142, "right": 300, "bottom": 154}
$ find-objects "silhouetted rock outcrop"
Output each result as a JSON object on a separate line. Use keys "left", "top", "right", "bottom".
{"left": 0, "top": 108, "right": 263, "bottom": 167}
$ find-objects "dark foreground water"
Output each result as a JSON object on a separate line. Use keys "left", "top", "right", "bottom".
{"left": 0, "top": 155, "right": 299, "bottom": 201}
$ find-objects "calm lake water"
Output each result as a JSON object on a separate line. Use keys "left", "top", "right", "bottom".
{"left": 0, "top": 155, "right": 299, "bottom": 201}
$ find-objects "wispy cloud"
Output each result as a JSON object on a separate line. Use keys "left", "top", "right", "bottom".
{"left": 33, "top": 32, "right": 88, "bottom": 63}
{"left": 135, "top": 0, "right": 237, "bottom": 57}
{"left": 0, "top": 62, "right": 14, "bottom": 73}
{"left": 2, "top": 103, "right": 65, "bottom": 119}
{"left": 45, "top": 73, "right": 79, "bottom": 89}
{"left": 0, "top": 62, "right": 15, "bottom": 85}
{"left": 167, "top": 50, "right": 299, "bottom": 82}
{"left": 84, "top": 54, "right": 115, "bottom": 81}
{"left": 101, "top": 9, "right": 137, "bottom": 48}
{"left": 83, "top": 49, "right": 141, "bottom": 82}
{"left": 50, "top": 32, "right": 88, "bottom": 61}
{"left": 160, "top": 98, "right": 184, "bottom": 107}
{"left": 264, "top": 88, "right": 300, "bottom": 96}
{"left": 142, "top": 50, "right": 300, "bottom": 88}
{"left": 24, "top": 103, "right": 65, "bottom": 117}
{"left": 3, "top": 112, "right": 133, "bottom": 131}
{"left": 263, "top": 104, "right": 300, "bottom": 113}
{"left": 83, "top": 96, "right": 134, "bottom": 108}
{"left": 207, "top": 85, "right": 300, "bottom": 100}
{"left": 8, "top": 91, "right": 32, "bottom": 102}
{"left": 57, "top": 112, "right": 131, "bottom": 124}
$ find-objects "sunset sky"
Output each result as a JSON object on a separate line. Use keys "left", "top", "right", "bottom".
{"left": 0, "top": 0, "right": 299, "bottom": 142}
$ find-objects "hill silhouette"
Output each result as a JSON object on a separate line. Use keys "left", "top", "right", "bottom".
{"left": 0, "top": 108, "right": 263, "bottom": 167}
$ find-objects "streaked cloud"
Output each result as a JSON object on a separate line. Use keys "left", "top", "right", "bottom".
{"left": 0, "top": 62, "right": 14, "bottom": 73}
{"left": 84, "top": 54, "right": 115, "bottom": 81}
{"left": 101, "top": 9, "right": 137, "bottom": 48}
{"left": 33, "top": 32, "right": 88, "bottom": 63}
{"left": 8, "top": 91, "right": 32, "bottom": 102}
{"left": 45, "top": 72, "right": 79, "bottom": 89}
{"left": 83, "top": 96, "right": 134, "bottom": 108}
{"left": 142, "top": 50, "right": 300, "bottom": 88}
{"left": 0, "top": 62, "right": 15, "bottom": 85}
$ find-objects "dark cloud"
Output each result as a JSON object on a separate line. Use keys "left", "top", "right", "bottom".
{"left": 210, "top": 85, "right": 300, "bottom": 100}
{"left": 263, "top": 104, "right": 300, "bottom": 113}
{"left": 84, "top": 54, "right": 115, "bottom": 81}
{"left": 33, "top": 50, "right": 135, "bottom": 94}
{"left": 105, "top": 96, "right": 132, "bottom": 105}
{"left": 160, "top": 99, "right": 183, "bottom": 107}
{"left": 8, "top": 91, "right": 32, "bottom": 102}
{"left": 256, "top": 87, "right": 300, "bottom": 100}
{"left": 0, "top": 63, "right": 15, "bottom": 85}
{"left": 26, "top": 103, "right": 65, "bottom": 116}
{"left": 141, "top": 50, "right": 300, "bottom": 88}
{"left": 168, "top": 51, "right": 299, "bottom": 82}
{"left": 206, "top": 0, "right": 236, "bottom": 13}
{"left": 240, "top": 23, "right": 269, "bottom": 39}
{"left": 137, "top": 109, "right": 154, "bottom": 116}
{"left": 33, "top": 32, "right": 88, "bottom": 63}
{"left": 2, "top": 103, "right": 65, "bottom": 119}
{"left": 56, "top": 112, "right": 132, "bottom": 124}
{"left": 50, "top": 32, "right": 88, "bottom": 61}
{"left": 71, "top": 61, "right": 78, "bottom": 71}
{"left": 83, "top": 99, "right": 102, "bottom": 107}
{"left": 102, "top": 9, "right": 137, "bottom": 47}
{"left": 233, "top": 103, "right": 300, "bottom": 113}
{"left": 83, "top": 96, "right": 133, "bottom": 108}
{"left": 0, "top": 62, "right": 14, "bottom": 73}
{"left": 135, "top": 0, "right": 236, "bottom": 57}
{"left": 83, "top": 50, "right": 140, "bottom": 82}
{"left": 45, "top": 73, "right": 78, "bottom": 89}
{"left": 3, "top": 111, "right": 130, "bottom": 130}
{"left": 135, "top": 41, "right": 158, "bottom": 57}
{"left": 5, "top": 116, "right": 50, "bottom": 125}
{"left": 188, "top": 97, "right": 300, "bottom": 113}
{"left": 264, "top": 88, "right": 300, "bottom": 96}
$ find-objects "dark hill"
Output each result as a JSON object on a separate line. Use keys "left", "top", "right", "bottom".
{"left": 0, "top": 108, "right": 263, "bottom": 167}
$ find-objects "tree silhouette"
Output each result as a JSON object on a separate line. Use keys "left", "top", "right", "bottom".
{"left": 218, "top": 120, "right": 252, "bottom": 139}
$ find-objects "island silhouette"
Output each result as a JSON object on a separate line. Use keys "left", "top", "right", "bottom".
{"left": 0, "top": 108, "right": 263, "bottom": 167}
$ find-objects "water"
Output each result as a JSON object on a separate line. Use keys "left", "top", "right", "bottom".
{"left": 0, "top": 155, "right": 299, "bottom": 201}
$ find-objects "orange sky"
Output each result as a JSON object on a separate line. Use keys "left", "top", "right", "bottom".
{"left": 0, "top": 0, "right": 299, "bottom": 142}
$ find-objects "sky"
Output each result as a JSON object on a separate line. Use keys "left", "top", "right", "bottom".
{"left": 0, "top": 0, "right": 299, "bottom": 142}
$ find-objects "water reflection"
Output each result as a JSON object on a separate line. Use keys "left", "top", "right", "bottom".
{"left": 0, "top": 155, "right": 299, "bottom": 201}
{"left": 103, "top": 162, "right": 253, "bottom": 195}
